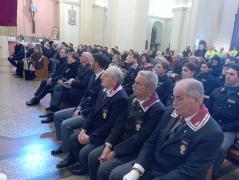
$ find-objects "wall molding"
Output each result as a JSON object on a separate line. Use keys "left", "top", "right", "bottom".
{"left": 58, "top": 0, "right": 80, "bottom": 6}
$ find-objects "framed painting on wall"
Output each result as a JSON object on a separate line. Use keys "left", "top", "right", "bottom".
{"left": 68, "top": 6, "right": 76, "bottom": 25}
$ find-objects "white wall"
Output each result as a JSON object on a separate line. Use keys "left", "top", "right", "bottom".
{"left": 106, "top": 0, "right": 149, "bottom": 52}
{"left": 169, "top": 0, "right": 239, "bottom": 52}
{"left": 214, "top": 0, "right": 239, "bottom": 51}
{"left": 93, "top": 6, "right": 107, "bottom": 45}
{"left": 59, "top": 0, "right": 80, "bottom": 46}
{"left": 0, "top": 36, "right": 9, "bottom": 58}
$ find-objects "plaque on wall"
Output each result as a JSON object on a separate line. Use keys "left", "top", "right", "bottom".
{"left": 68, "top": 6, "right": 76, "bottom": 25}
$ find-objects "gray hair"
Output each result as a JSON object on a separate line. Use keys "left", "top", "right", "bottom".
{"left": 175, "top": 78, "right": 204, "bottom": 103}
{"left": 107, "top": 66, "right": 124, "bottom": 85}
{"left": 82, "top": 52, "right": 93, "bottom": 61}
{"left": 138, "top": 70, "right": 158, "bottom": 90}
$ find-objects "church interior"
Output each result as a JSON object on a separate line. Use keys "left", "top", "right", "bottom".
{"left": 1, "top": 0, "right": 239, "bottom": 179}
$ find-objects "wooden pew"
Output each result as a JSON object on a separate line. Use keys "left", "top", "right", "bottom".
{"left": 35, "top": 57, "right": 48, "bottom": 80}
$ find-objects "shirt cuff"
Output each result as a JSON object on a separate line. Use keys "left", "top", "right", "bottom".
{"left": 133, "top": 163, "right": 145, "bottom": 175}
{"left": 105, "top": 142, "right": 112, "bottom": 149}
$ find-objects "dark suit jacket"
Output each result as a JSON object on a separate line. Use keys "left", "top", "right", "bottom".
{"left": 79, "top": 75, "right": 103, "bottom": 117}
{"left": 122, "top": 66, "right": 140, "bottom": 95}
{"left": 113, "top": 96, "right": 165, "bottom": 162}
{"left": 61, "top": 62, "right": 81, "bottom": 81}
{"left": 71, "top": 64, "right": 93, "bottom": 89}
{"left": 82, "top": 89, "right": 129, "bottom": 146}
{"left": 208, "top": 86, "right": 239, "bottom": 132}
{"left": 64, "top": 64, "right": 93, "bottom": 106}
{"left": 156, "top": 75, "right": 174, "bottom": 105}
{"left": 135, "top": 107, "right": 223, "bottom": 180}
{"left": 51, "top": 57, "right": 68, "bottom": 82}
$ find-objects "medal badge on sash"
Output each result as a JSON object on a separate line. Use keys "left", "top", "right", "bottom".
{"left": 135, "top": 120, "right": 142, "bottom": 131}
{"left": 102, "top": 109, "right": 108, "bottom": 120}
{"left": 179, "top": 139, "right": 188, "bottom": 155}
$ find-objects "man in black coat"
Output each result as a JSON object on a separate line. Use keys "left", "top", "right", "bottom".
{"left": 39, "top": 52, "right": 93, "bottom": 120}
{"left": 26, "top": 47, "right": 68, "bottom": 106}
{"left": 110, "top": 78, "right": 223, "bottom": 180}
{"left": 88, "top": 71, "right": 165, "bottom": 180}
{"left": 122, "top": 53, "right": 141, "bottom": 95}
{"left": 51, "top": 53, "right": 108, "bottom": 154}
{"left": 56, "top": 66, "right": 128, "bottom": 175}
{"left": 208, "top": 64, "right": 239, "bottom": 178}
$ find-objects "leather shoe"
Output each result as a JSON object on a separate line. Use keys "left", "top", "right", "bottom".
{"left": 71, "top": 168, "right": 88, "bottom": 175}
{"left": 56, "top": 153, "right": 76, "bottom": 168}
{"left": 15, "top": 75, "right": 23, "bottom": 78}
{"left": 39, "top": 111, "right": 53, "bottom": 118}
{"left": 51, "top": 146, "right": 63, "bottom": 155}
{"left": 26, "top": 98, "right": 40, "bottom": 106}
{"left": 41, "top": 116, "right": 54, "bottom": 123}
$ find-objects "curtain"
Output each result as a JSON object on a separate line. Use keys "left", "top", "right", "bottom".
{"left": 0, "top": 0, "right": 17, "bottom": 26}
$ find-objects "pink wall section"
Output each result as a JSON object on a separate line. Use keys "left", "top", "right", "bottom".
{"left": 17, "top": 0, "right": 59, "bottom": 38}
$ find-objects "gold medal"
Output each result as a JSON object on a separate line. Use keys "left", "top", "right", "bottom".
{"left": 180, "top": 144, "right": 186, "bottom": 155}
{"left": 135, "top": 120, "right": 142, "bottom": 131}
{"left": 179, "top": 139, "right": 188, "bottom": 155}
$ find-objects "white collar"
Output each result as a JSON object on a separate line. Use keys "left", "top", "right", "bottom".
{"left": 95, "top": 70, "right": 104, "bottom": 80}
{"left": 105, "top": 85, "right": 123, "bottom": 97}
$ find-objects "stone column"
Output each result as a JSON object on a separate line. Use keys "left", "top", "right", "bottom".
{"left": 170, "top": 6, "right": 188, "bottom": 52}
{"left": 106, "top": 0, "right": 150, "bottom": 51}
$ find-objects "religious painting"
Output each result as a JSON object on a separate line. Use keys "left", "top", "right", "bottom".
{"left": 68, "top": 6, "right": 76, "bottom": 25}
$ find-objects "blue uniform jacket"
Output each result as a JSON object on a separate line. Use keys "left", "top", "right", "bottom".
{"left": 135, "top": 107, "right": 223, "bottom": 180}
{"left": 82, "top": 89, "right": 129, "bottom": 146}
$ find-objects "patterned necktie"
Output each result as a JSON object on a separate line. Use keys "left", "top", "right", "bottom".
{"left": 174, "top": 117, "right": 186, "bottom": 133}
{"left": 168, "top": 117, "right": 185, "bottom": 139}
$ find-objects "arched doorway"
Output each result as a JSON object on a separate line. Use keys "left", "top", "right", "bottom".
{"left": 150, "top": 21, "right": 163, "bottom": 52}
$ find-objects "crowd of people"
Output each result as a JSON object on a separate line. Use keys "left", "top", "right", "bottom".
{"left": 7, "top": 40, "right": 239, "bottom": 179}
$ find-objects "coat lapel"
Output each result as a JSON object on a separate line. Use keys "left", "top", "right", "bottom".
{"left": 160, "top": 125, "right": 192, "bottom": 149}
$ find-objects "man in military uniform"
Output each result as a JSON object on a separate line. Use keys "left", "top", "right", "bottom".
{"left": 57, "top": 66, "right": 129, "bottom": 175}
{"left": 88, "top": 71, "right": 165, "bottom": 180}
{"left": 112, "top": 78, "right": 223, "bottom": 180}
{"left": 208, "top": 64, "right": 239, "bottom": 178}
{"left": 50, "top": 53, "right": 109, "bottom": 157}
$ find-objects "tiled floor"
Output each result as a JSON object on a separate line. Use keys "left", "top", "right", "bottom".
{"left": 0, "top": 60, "right": 88, "bottom": 180}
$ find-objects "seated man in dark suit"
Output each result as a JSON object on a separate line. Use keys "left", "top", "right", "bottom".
{"left": 110, "top": 78, "right": 223, "bottom": 180}
{"left": 122, "top": 53, "right": 141, "bottom": 95}
{"left": 51, "top": 53, "right": 109, "bottom": 153}
{"left": 88, "top": 71, "right": 165, "bottom": 180}
{"left": 8, "top": 43, "right": 25, "bottom": 77}
{"left": 26, "top": 47, "right": 68, "bottom": 106}
{"left": 56, "top": 66, "right": 129, "bottom": 175}
{"left": 39, "top": 52, "right": 93, "bottom": 119}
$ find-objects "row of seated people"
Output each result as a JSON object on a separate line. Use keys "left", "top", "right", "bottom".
{"left": 8, "top": 41, "right": 74, "bottom": 79}
{"left": 22, "top": 44, "right": 239, "bottom": 179}
{"left": 51, "top": 71, "right": 222, "bottom": 180}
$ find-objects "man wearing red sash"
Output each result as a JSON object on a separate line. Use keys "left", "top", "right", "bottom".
{"left": 111, "top": 78, "right": 223, "bottom": 180}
